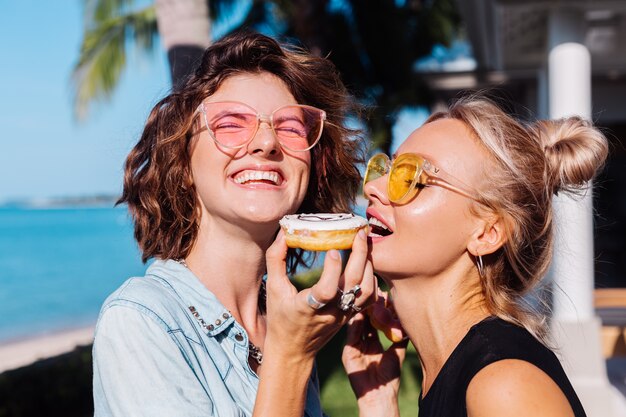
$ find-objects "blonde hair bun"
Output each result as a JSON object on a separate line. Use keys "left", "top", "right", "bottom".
{"left": 532, "top": 117, "right": 608, "bottom": 195}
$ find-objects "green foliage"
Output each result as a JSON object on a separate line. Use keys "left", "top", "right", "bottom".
{"left": 72, "top": 5, "right": 157, "bottom": 120}
{"left": 0, "top": 345, "right": 93, "bottom": 417}
{"left": 292, "top": 266, "right": 323, "bottom": 290}
{"left": 278, "top": 0, "right": 462, "bottom": 154}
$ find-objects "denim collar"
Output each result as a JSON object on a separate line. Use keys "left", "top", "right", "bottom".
{"left": 146, "top": 259, "right": 236, "bottom": 337}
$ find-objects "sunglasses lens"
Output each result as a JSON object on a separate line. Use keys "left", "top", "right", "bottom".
{"left": 364, "top": 154, "right": 388, "bottom": 186}
{"left": 273, "top": 106, "right": 324, "bottom": 151}
{"left": 203, "top": 102, "right": 257, "bottom": 148}
{"left": 389, "top": 154, "right": 422, "bottom": 203}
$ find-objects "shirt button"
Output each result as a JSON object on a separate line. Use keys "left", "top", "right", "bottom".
{"left": 207, "top": 324, "right": 214, "bottom": 331}
{"left": 235, "top": 333, "right": 244, "bottom": 342}
{"left": 215, "top": 319, "right": 222, "bottom": 326}
{"left": 222, "top": 313, "right": 230, "bottom": 319}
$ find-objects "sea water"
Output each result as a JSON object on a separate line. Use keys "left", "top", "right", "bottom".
{"left": 0, "top": 207, "right": 146, "bottom": 342}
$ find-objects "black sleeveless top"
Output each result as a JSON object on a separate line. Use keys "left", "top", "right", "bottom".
{"left": 418, "top": 317, "right": 586, "bottom": 417}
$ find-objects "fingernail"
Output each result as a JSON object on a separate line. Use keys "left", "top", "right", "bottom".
{"left": 357, "top": 229, "right": 366, "bottom": 240}
{"left": 328, "top": 249, "right": 340, "bottom": 260}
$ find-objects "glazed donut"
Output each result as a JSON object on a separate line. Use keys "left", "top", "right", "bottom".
{"left": 279, "top": 213, "right": 369, "bottom": 251}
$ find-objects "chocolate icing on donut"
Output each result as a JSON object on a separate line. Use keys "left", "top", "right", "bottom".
{"left": 280, "top": 213, "right": 367, "bottom": 232}
{"left": 296, "top": 213, "right": 355, "bottom": 222}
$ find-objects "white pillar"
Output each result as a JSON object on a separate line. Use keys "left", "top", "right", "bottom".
{"left": 548, "top": 23, "right": 594, "bottom": 322}
{"left": 547, "top": 8, "right": 625, "bottom": 417}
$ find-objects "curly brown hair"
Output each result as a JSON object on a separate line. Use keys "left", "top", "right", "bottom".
{"left": 118, "top": 31, "right": 364, "bottom": 272}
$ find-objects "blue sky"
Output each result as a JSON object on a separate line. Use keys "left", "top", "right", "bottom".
{"left": 0, "top": 1, "right": 170, "bottom": 201}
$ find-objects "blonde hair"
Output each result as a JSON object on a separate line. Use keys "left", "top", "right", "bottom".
{"left": 427, "top": 95, "right": 608, "bottom": 341}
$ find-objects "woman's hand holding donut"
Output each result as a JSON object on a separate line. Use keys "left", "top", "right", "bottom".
{"left": 254, "top": 228, "right": 375, "bottom": 417}
{"left": 263, "top": 228, "right": 375, "bottom": 359}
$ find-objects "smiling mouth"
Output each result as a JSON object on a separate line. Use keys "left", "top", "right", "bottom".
{"left": 233, "top": 170, "right": 283, "bottom": 186}
{"left": 368, "top": 216, "right": 392, "bottom": 237}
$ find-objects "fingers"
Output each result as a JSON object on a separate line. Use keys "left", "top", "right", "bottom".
{"left": 343, "top": 313, "right": 372, "bottom": 369}
{"left": 340, "top": 230, "right": 375, "bottom": 313}
{"left": 356, "top": 260, "right": 375, "bottom": 309}
{"left": 290, "top": 228, "right": 373, "bottom": 316}
{"left": 309, "top": 249, "right": 343, "bottom": 305}
{"left": 367, "top": 296, "right": 406, "bottom": 343}
{"left": 345, "top": 312, "right": 366, "bottom": 347}
{"left": 265, "top": 231, "right": 294, "bottom": 295}
{"left": 341, "top": 229, "right": 369, "bottom": 290}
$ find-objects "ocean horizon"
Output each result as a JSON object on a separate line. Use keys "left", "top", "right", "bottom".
{"left": 0, "top": 206, "right": 146, "bottom": 344}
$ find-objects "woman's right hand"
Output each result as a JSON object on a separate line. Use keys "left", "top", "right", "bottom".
{"left": 264, "top": 228, "right": 376, "bottom": 359}
{"left": 342, "top": 294, "right": 408, "bottom": 417}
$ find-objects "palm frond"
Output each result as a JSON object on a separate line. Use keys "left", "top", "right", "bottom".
{"left": 71, "top": 6, "right": 157, "bottom": 121}
{"left": 83, "top": 0, "right": 141, "bottom": 24}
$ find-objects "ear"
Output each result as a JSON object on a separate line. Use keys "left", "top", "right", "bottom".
{"left": 467, "top": 215, "right": 508, "bottom": 257}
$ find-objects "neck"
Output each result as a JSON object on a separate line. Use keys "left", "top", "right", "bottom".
{"left": 184, "top": 215, "right": 276, "bottom": 335}
{"left": 388, "top": 267, "right": 489, "bottom": 396}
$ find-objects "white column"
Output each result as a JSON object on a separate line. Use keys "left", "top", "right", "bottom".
{"left": 548, "top": 14, "right": 594, "bottom": 322}
{"left": 547, "top": 8, "right": 624, "bottom": 417}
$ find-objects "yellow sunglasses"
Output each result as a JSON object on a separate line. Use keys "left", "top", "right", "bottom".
{"left": 363, "top": 153, "right": 483, "bottom": 205}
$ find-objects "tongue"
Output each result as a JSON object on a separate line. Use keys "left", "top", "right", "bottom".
{"left": 370, "top": 224, "right": 392, "bottom": 237}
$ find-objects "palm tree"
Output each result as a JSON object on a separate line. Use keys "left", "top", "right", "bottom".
{"left": 72, "top": 0, "right": 215, "bottom": 120}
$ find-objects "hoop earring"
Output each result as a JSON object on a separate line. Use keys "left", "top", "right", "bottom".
{"left": 476, "top": 255, "right": 485, "bottom": 278}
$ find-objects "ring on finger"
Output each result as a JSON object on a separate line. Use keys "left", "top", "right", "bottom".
{"left": 337, "top": 285, "right": 361, "bottom": 311}
{"left": 306, "top": 292, "right": 326, "bottom": 310}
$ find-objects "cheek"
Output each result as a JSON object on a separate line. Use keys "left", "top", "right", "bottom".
{"left": 375, "top": 199, "right": 473, "bottom": 277}
{"left": 288, "top": 152, "right": 312, "bottom": 189}
{"left": 190, "top": 138, "right": 227, "bottom": 195}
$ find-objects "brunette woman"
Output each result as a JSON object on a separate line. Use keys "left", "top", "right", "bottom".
{"left": 93, "top": 31, "right": 374, "bottom": 417}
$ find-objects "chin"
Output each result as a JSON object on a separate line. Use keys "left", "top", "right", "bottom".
{"left": 370, "top": 250, "right": 407, "bottom": 283}
{"left": 240, "top": 206, "right": 290, "bottom": 225}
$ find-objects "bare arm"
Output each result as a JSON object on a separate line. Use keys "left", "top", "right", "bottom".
{"left": 466, "top": 359, "right": 575, "bottom": 417}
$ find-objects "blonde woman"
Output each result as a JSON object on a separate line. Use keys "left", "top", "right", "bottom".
{"left": 343, "top": 96, "right": 608, "bottom": 417}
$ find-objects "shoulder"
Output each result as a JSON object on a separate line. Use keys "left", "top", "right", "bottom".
{"left": 466, "top": 359, "right": 574, "bottom": 417}
{"left": 471, "top": 317, "right": 537, "bottom": 348}
{"left": 102, "top": 273, "right": 163, "bottom": 301}
{"left": 457, "top": 318, "right": 544, "bottom": 376}
{"left": 98, "top": 273, "right": 186, "bottom": 333}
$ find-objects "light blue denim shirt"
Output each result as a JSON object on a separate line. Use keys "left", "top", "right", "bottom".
{"left": 93, "top": 259, "right": 324, "bottom": 417}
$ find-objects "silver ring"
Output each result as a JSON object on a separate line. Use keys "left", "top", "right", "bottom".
{"left": 351, "top": 304, "right": 363, "bottom": 313}
{"left": 338, "top": 285, "right": 361, "bottom": 311}
{"left": 306, "top": 292, "right": 326, "bottom": 310}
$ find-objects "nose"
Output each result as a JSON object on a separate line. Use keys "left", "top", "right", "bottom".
{"left": 363, "top": 174, "right": 390, "bottom": 205}
{"left": 247, "top": 120, "right": 280, "bottom": 156}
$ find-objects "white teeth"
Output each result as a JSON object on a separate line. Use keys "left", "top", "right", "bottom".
{"left": 234, "top": 170, "right": 280, "bottom": 185}
{"left": 368, "top": 217, "right": 389, "bottom": 231}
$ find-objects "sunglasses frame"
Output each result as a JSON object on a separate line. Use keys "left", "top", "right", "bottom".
{"left": 364, "top": 152, "right": 483, "bottom": 205}
{"left": 196, "top": 100, "right": 327, "bottom": 152}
